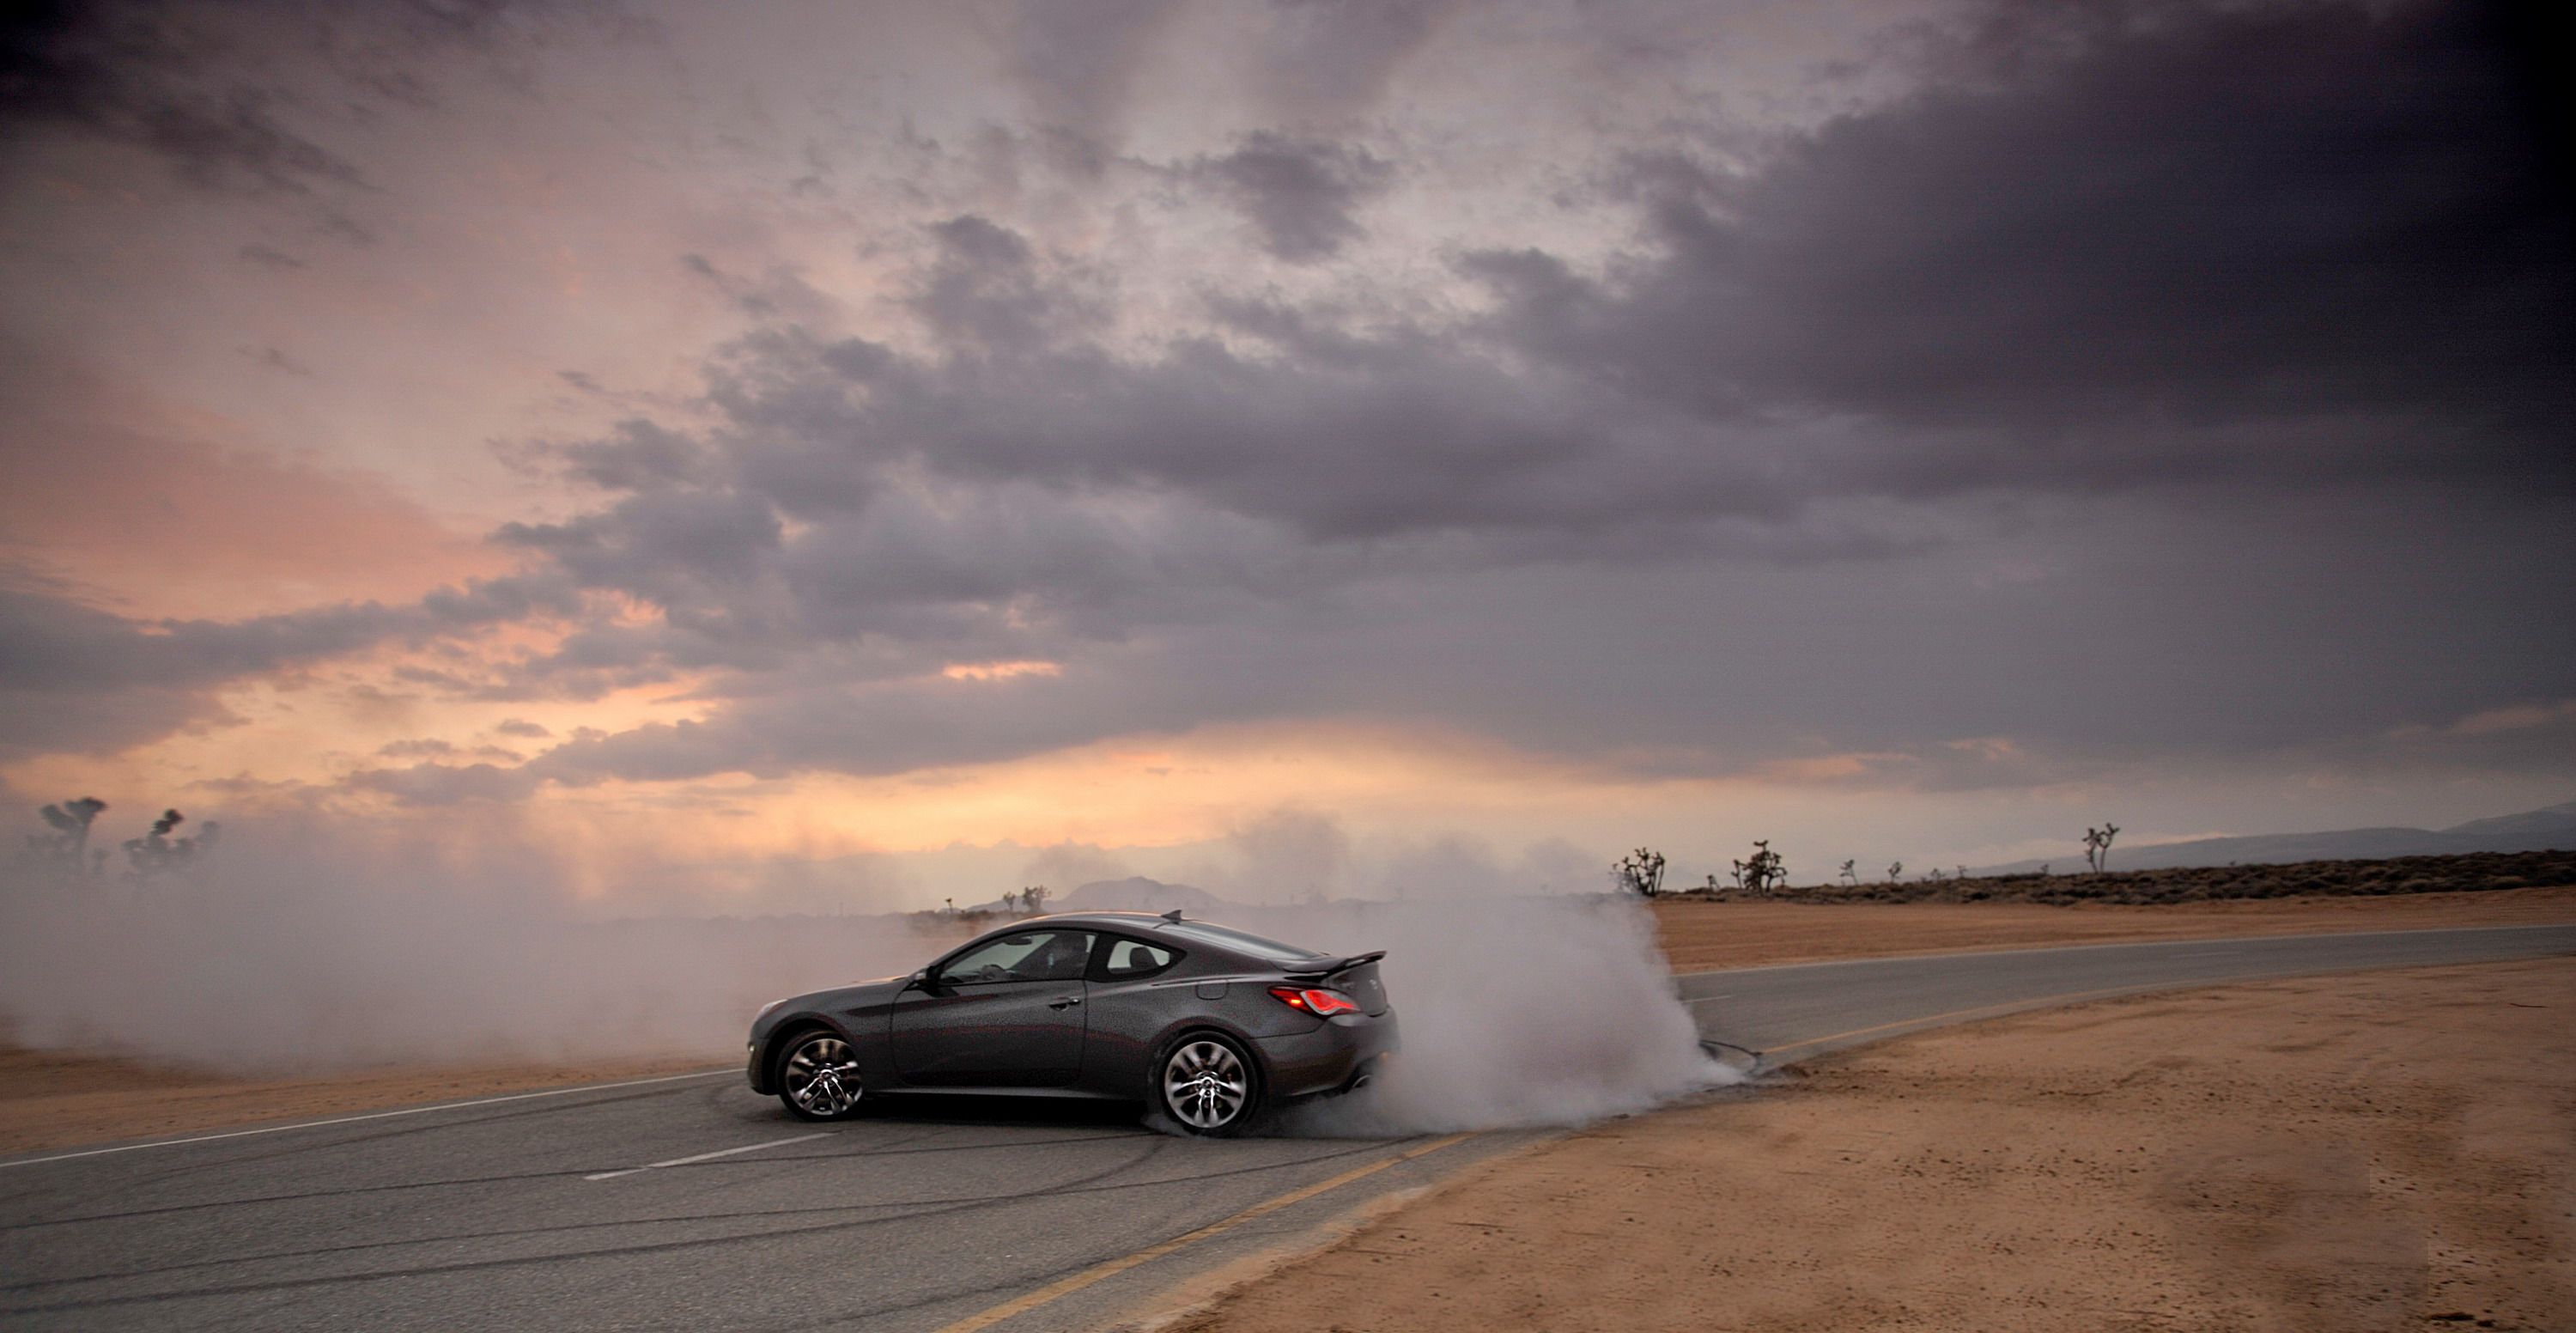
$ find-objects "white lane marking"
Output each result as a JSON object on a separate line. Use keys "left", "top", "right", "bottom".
{"left": 0, "top": 1069, "right": 734, "bottom": 1172}
{"left": 585, "top": 1131, "right": 831, "bottom": 1181}
{"left": 1684, "top": 994, "right": 1734, "bottom": 1004}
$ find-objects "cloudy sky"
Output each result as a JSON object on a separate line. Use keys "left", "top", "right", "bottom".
{"left": 2, "top": 0, "right": 2568, "bottom": 907}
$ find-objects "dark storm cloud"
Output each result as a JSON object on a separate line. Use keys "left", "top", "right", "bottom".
{"left": 1, "top": 0, "right": 592, "bottom": 204}
{"left": 1000, "top": 0, "right": 1186, "bottom": 136}
{"left": 0, "top": 575, "right": 579, "bottom": 758}
{"left": 357, "top": 0, "right": 2571, "bottom": 796}
{"left": 1251, "top": 0, "right": 1461, "bottom": 119}
{"left": 362, "top": 629, "right": 1318, "bottom": 800}
{"left": 644, "top": 0, "right": 2568, "bottom": 570}
{"left": 1193, "top": 131, "right": 1394, "bottom": 262}
{"left": 21, "top": 0, "right": 2564, "bottom": 797}
{"left": 362, "top": 485, "right": 2576, "bottom": 804}
{"left": 902, "top": 215, "right": 1111, "bottom": 353}
{"left": 3, "top": 0, "right": 358, "bottom": 196}
{"left": 555, "top": 418, "right": 714, "bottom": 492}
{"left": 1479, "top": 0, "right": 2575, "bottom": 468}
{"left": 996, "top": 0, "right": 1454, "bottom": 139}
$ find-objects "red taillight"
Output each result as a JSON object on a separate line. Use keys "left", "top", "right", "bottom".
{"left": 1269, "top": 986, "right": 1361, "bottom": 1016}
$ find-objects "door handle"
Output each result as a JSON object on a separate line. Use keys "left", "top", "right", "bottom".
{"left": 1048, "top": 995, "right": 1083, "bottom": 1009}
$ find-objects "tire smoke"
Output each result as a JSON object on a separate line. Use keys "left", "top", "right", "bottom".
{"left": 3, "top": 828, "right": 1728, "bottom": 1137}
{"left": 0, "top": 829, "right": 956, "bottom": 1072}
{"left": 1230, "top": 895, "right": 1738, "bottom": 1134}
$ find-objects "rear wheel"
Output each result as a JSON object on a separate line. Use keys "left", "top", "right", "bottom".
{"left": 775, "top": 1031, "right": 869, "bottom": 1122}
{"left": 1158, "top": 1033, "right": 1260, "bottom": 1135}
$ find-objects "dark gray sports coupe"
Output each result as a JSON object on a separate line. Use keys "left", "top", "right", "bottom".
{"left": 745, "top": 910, "right": 1396, "bottom": 1135}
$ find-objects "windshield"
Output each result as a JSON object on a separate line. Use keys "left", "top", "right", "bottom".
{"left": 1162, "top": 922, "right": 1328, "bottom": 964}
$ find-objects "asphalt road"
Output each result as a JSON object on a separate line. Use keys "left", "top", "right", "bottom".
{"left": 1680, "top": 922, "right": 2576, "bottom": 1067}
{"left": 3, "top": 923, "right": 2569, "bottom": 1331}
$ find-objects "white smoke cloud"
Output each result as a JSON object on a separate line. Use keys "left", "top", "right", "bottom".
{"left": 1226, "top": 895, "right": 1737, "bottom": 1134}
{"left": 0, "top": 825, "right": 957, "bottom": 1072}
{"left": 2, "top": 819, "right": 1725, "bottom": 1135}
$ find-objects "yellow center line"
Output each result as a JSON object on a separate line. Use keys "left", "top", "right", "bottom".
{"left": 931, "top": 1132, "right": 1474, "bottom": 1333}
{"left": 1759, "top": 982, "right": 2166, "bottom": 1058}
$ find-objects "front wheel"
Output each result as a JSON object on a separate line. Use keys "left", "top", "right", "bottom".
{"left": 776, "top": 1031, "right": 870, "bottom": 1122}
{"left": 1158, "top": 1033, "right": 1261, "bottom": 1136}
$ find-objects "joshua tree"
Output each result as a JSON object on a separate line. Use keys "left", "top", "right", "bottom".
{"left": 2039, "top": 862, "right": 2052, "bottom": 877}
{"left": 1925, "top": 867, "right": 1945, "bottom": 882}
{"left": 1886, "top": 861, "right": 1903, "bottom": 884}
{"left": 1613, "top": 848, "right": 1667, "bottom": 898}
{"left": 1016, "top": 885, "right": 1051, "bottom": 914}
{"left": 123, "top": 809, "right": 219, "bottom": 880}
{"left": 1731, "top": 840, "right": 1786, "bottom": 896}
{"left": 1957, "top": 865, "right": 1967, "bottom": 882}
{"left": 26, "top": 797, "right": 109, "bottom": 876}
{"left": 1838, "top": 859, "right": 1857, "bottom": 886}
{"left": 2083, "top": 824, "right": 2122, "bottom": 874}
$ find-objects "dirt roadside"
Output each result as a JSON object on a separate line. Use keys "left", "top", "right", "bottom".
{"left": 1159, "top": 958, "right": 2576, "bottom": 1333}
{"left": 1650, "top": 883, "right": 2576, "bottom": 971}
{"left": 3, "top": 885, "right": 2569, "bottom": 1156}
{"left": 0, "top": 1047, "right": 721, "bottom": 1155}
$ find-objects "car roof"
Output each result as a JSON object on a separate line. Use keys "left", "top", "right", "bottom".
{"left": 973, "top": 910, "right": 1249, "bottom": 939}
{"left": 957, "top": 912, "right": 1347, "bottom": 969}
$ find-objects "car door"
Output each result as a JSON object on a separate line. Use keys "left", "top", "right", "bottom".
{"left": 889, "top": 928, "right": 1092, "bottom": 1086}
{"left": 1071, "top": 934, "right": 1188, "bottom": 1094}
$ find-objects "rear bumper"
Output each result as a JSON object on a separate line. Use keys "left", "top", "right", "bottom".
{"left": 1255, "top": 1011, "right": 1400, "bottom": 1100}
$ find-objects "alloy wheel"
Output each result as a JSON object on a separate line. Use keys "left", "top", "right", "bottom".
{"left": 1163, "top": 1038, "right": 1250, "bottom": 1131}
{"left": 782, "top": 1034, "right": 863, "bottom": 1117}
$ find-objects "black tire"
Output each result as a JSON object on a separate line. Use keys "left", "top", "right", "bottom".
{"left": 1156, "top": 1031, "right": 1261, "bottom": 1136}
{"left": 774, "top": 1028, "right": 871, "bottom": 1122}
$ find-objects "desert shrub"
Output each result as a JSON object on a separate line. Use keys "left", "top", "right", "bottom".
{"left": 1688, "top": 849, "right": 2574, "bottom": 907}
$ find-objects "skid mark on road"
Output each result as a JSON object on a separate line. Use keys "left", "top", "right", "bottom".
{"left": 2, "top": 1128, "right": 1142, "bottom": 1236}
{"left": 0, "top": 1134, "right": 1176, "bottom": 1317}
{"left": 0, "top": 1134, "right": 1419, "bottom": 1312}
{"left": 584, "top": 1132, "right": 833, "bottom": 1181}
{"left": 929, "top": 1132, "right": 1473, "bottom": 1333}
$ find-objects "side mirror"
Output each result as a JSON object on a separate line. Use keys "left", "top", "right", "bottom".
{"left": 908, "top": 969, "right": 933, "bottom": 992}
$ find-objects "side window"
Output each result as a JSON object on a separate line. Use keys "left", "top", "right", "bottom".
{"left": 940, "top": 930, "right": 1096, "bottom": 984}
{"left": 1098, "top": 937, "right": 1179, "bottom": 980}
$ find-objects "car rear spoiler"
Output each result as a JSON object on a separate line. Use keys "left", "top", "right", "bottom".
{"left": 1285, "top": 950, "right": 1386, "bottom": 981}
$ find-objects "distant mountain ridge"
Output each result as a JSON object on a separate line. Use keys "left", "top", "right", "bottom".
{"left": 1975, "top": 800, "right": 2576, "bottom": 876}
{"left": 1057, "top": 876, "right": 1229, "bottom": 912}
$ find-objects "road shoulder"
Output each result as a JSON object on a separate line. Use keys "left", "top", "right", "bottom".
{"left": 1155, "top": 958, "right": 2576, "bottom": 1333}
{"left": 0, "top": 1045, "right": 718, "bottom": 1156}
{"left": 6, "top": 886, "right": 2568, "bottom": 1155}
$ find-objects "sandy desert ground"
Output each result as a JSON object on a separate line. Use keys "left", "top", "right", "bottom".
{"left": 1163, "top": 958, "right": 2576, "bottom": 1333}
{"left": 1648, "top": 882, "right": 2576, "bottom": 971}
{"left": 0, "top": 1045, "right": 718, "bottom": 1155}
{"left": 3, "top": 884, "right": 2571, "bottom": 1154}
